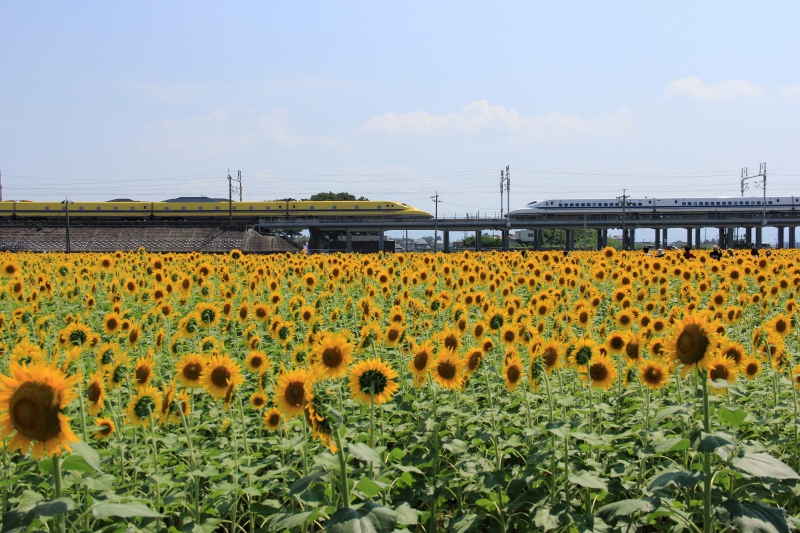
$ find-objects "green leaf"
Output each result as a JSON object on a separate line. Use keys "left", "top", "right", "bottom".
{"left": 2, "top": 498, "right": 76, "bottom": 533}
{"left": 692, "top": 431, "right": 735, "bottom": 460}
{"left": 545, "top": 420, "right": 570, "bottom": 438}
{"left": 274, "top": 510, "right": 316, "bottom": 529}
{"left": 348, "top": 442, "right": 382, "bottom": 465}
{"left": 654, "top": 405, "right": 692, "bottom": 425}
{"left": 717, "top": 406, "right": 747, "bottom": 429}
{"left": 596, "top": 498, "right": 655, "bottom": 520}
{"left": 70, "top": 440, "right": 101, "bottom": 472}
{"left": 289, "top": 469, "right": 328, "bottom": 496}
{"left": 354, "top": 477, "right": 386, "bottom": 498}
{"left": 732, "top": 453, "right": 800, "bottom": 480}
{"left": 648, "top": 469, "right": 703, "bottom": 491}
{"left": 654, "top": 437, "right": 690, "bottom": 453}
{"left": 394, "top": 503, "right": 421, "bottom": 526}
{"left": 325, "top": 503, "right": 398, "bottom": 533}
{"left": 91, "top": 502, "right": 163, "bottom": 519}
{"left": 718, "top": 499, "right": 789, "bottom": 533}
{"left": 61, "top": 455, "right": 95, "bottom": 474}
{"left": 443, "top": 439, "right": 469, "bottom": 454}
{"left": 568, "top": 471, "right": 607, "bottom": 491}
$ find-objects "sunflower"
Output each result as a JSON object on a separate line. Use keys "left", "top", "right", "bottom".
{"left": 304, "top": 380, "right": 341, "bottom": 452}
{"left": 409, "top": 341, "right": 434, "bottom": 386}
{"left": 274, "top": 368, "right": 311, "bottom": 419}
{"left": 484, "top": 305, "right": 505, "bottom": 331}
{"left": 195, "top": 303, "right": 220, "bottom": 328}
{"left": 584, "top": 353, "right": 618, "bottom": 390}
{"left": 741, "top": 356, "right": 761, "bottom": 381}
{"left": 0, "top": 362, "right": 80, "bottom": 459}
{"left": 623, "top": 332, "right": 644, "bottom": 367}
{"left": 706, "top": 353, "right": 738, "bottom": 391}
{"left": 665, "top": 313, "right": 719, "bottom": 377}
{"left": 765, "top": 314, "right": 792, "bottom": 339}
{"left": 10, "top": 341, "right": 44, "bottom": 367}
{"left": 292, "top": 345, "right": 310, "bottom": 367}
{"left": 472, "top": 320, "right": 487, "bottom": 339}
{"left": 537, "top": 340, "right": 562, "bottom": 375}
{"left": 499, "top": 324, "right": 518, "bottom": 347}
{"left": 312, "top": 332, "right": 354, "bottom": 379}
{"left": 86, "top": 370, "right": 106, "bottom": 416}
{"left": 615, "top": 309, "right": 634, "bottom": 329}
{"left": 299, "top": 306, "right": 316, "bottom": 324}
{"left": 159, "top": 382, "right": 190, "bottom": 425}
{"left": 133, "top": 357, "right": 155, "bottom": 387}
{"left": 177, "top": 312, "right": 201, "bottom": 339}
{"left": 125, "top": 385, "right": 163, "bottom": 427}
{"left": 175, "top": 353, "right": 206, "bottom": 388}
{"left": 263, "top": 407, "right": 282, "bottom": 431}
{"left": 245, "top": 351, "right": 271, "bottom": 375}
{"left": 249, "top": 390, "right": 268, "bottom": 410}
{"left": 358, "top": 322, "right": 382, "bottom": 352}
{"left": 605, "top": 331, "right": 626, "bottom": 355}
{"left": 640, "top": 359, "right": 670, "bottom": 390}
{"left": 199, "top": 336, "right": 219, "bottom": 353}
{"left": 569, "top": 338, "right": 600, "bottom": 369}
{"left": 103, "top": 312, "right": 122, "bottom": 335}
{"left": 349, "top": 358, "right": 399, "bottom": 405}
{"left": 480, "top": 337, "right": 495, "bottom": 354}
{"left": 92, "top": 416, "right": 115, "bottom": 440}
{"left": 433, "top": 349, "right": 463, "bottom": 390}
{"left": 201, "top": 354, "right": 244, "bottom": 399}
{"left": 718, "top": 340, "right": 746, "bottom": 365}
{"left": 503, "top": 357, "right": 524, "bottom": 393}
{"left": 464, "top": 348, "right": 485, "bottom": 375}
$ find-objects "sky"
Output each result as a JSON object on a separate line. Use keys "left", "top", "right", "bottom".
{"left": 2, "top": 2, "right": 799, "bottom": 242}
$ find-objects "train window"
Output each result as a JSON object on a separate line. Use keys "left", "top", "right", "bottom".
{"left": 165, "top": 207, "right": 169, "bottom": 210}
{"left": 310, "top": 206, "right": 314, "bottom": 210}
{"left": 682, "top": 202, "right": 686, "bottom": 205}
{"left": 674, "top": 201, "right": 678, "bottom": 204}
{"left": 776, "top": 199, "right": 780, "bottom": 202}
{"left": 233, "top": 206, "right": 237, "bottom": 210}
{"left": 592, "top": 203, "right": 597, "bottom": 206}
{"left": 332, "top": 206, "right": 337, "bottom": 210}
{"left": 377, "top": 205, "right": 382, "bottom": 209}
{"left": 44, "top": 206, "right": 49, "bottom": 211}
{"left": 265, "top": 206, "right": 270, "bottom": 210}
{"left": 130, "top": 207, "right": 135, "bottom": 210}
{"left": 355, "top": 206, "right": 359, "bottom": 209}
{"left": 638, "top": 203, "right": 642, "bottom": 206}
{"left": 198, "top": 206, "right": 203, "bottom": 210}
{"left": 292, "top": 205, "right": 296, "bottom": 208}
{"left": 249, "top": 206, "right": 253, "bottom": 210}
{"left": 113, "top": 206, "right": 118, "bottom": 211}
{"left": 580, "top": 203, "right": 585, "bottom": 206}
{"left": 79, "top": 206, "right": 84, "bottom": 210}
{"left": 181, "top": 206, "right": 186, "bottom": 211}
{"left": 769, "top": 201, "right": 773, "bottom": 204}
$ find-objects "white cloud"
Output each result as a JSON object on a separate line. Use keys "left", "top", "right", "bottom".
{"left": 139, "top": 106, "right": 347, "bottom": 158}
{"left": 779, "top": 83, "right": 800, "bottom": 97}
{"left": 360, "top": 101, "right": 635, "bottom": 139}
{"left": 665, "top": 76, "right": 766, "bottom": 101}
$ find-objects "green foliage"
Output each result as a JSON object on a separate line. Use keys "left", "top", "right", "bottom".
{"left": 307, "top": 192, "right": 369, "bottom": 201}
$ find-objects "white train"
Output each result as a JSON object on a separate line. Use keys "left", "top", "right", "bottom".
{"left": 510, "top": 196, "right": 799, "bottom": 216}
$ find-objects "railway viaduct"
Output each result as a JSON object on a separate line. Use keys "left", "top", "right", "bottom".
{"left": 258, "top": 208, "right": 800, "bottom": 253}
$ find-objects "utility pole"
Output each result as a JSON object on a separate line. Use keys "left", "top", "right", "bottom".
{"left": 500, "top": 170, "right": 504, "bottom": 218}
{"left": 617, "top": 189, "right": 629, "bottom": 250}
{"left": 0, "top": 170, "right": 3, "bottom": 201}
{"left": 431, "top": 191, "right": 441, "bottom": 252}
{"left": 65, "top": 197, "right": 71, "bottom": 253}
{"left": 506, "top": 165, "right": 510, "bottom": 219}
{"left": 741, "top": 163, "right": 767, "bottom": 225}
{"left": 227, "top": 169, "right": 243, "bottom": 225}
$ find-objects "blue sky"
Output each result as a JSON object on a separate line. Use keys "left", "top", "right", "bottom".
{"left": 2, "top": 2, "right": 799, "bottom": 242}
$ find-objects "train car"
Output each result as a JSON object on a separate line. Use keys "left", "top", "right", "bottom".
{"left": 510, "top": 196, "right": 798, "bottom": 217}
{"left": 0, "top": 201, "right": 15, "bottom": 218}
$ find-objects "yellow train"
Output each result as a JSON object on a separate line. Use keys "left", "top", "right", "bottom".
{"left": 0, "top": 198, "right": 433, "bottom": 220}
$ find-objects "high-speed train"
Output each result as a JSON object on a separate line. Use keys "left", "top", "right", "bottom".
{"left": 510, "top": 196, "right": 799, "bottom": 217}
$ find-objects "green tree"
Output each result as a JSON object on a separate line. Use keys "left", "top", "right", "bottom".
{"left": 307, "top": 192, "right": 369, "bottom": 201}
{"left": 463, "top": 233, "right": 504, "bottom": 248}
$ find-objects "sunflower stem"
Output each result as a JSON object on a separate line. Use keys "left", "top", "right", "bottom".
{"left": 543, "top": 370, "right": 557, "bottom": 506}
{"left": 333, "top": 429, "right": 350, "bottom": 508}
{"left": 52, "top": 454, "right": 64, "bottom": 533}
{"left": 701, "top": 372, "right": 712, "bottom": 533}
{"left": 178, "top": 403, "right": 201, "bottom": 526}
{"left": 77, "top": 386, "right": 90, "bottom": 531}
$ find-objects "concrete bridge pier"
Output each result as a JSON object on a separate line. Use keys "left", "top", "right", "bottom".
{"left": 566, "top": 229, "right": 574, "bottom": 251}
{"left": 694, "top": 228, "right": 701, "bottom": 249}
{"left": 745, "top": 227, "right": 753, "bottom": 246}
{"left": 755, "top": 227, "right": 763, "bottom": 248}
{"left": 502, "top": 230, "right": 509, "bottom": 251}
{"left": 475, "top": 231, "right": 482, "bottom": 251}
{"left": 378, "top": 229, "right": 384, "bottom": 252}
{"left": 654, "top": 229, "right": 661, "bottom": 248}
{"left": 535, "top": 230, "right": 543, "bottom": 251}
{"left": 790, "top": 227, "right": 797, "bottom": 249}
{"left": 443, "top": 230, "right": 450, "bottom": 252}
{"left": 346, "top": 230, "right": 352, "bottom": 252}
{"left": 309, "top": 228, "right": 323, "bottom": 253}
{"left": 777, "top": 227, "right": 785, "bottom": 249}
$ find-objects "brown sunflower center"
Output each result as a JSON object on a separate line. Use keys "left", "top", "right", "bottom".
{"left": 183, "top": 363, "right": 202, "bottom": 381}
{"left": 724, "top": 348, "right": 742, "bottom": 364}
{"left": 589, "top": 362, "right": 609, "bottom": 383}
{"left": 250, "top": 356, "right": 263, "bottom": 368}
{"left": 542, "top": 348, "right": 558, "bottom": 368}
{"left": 87, "top": 382, "right": 102, "bottom": 403}
{"left": 710, "top": 365, "right": 729, "bottom": 382}
{"left": 285, "top": 382, "right": 305, "bottom": 407}
{"left": 322, "top": 346, "right": 343, "bottom": 368}
{"left": 625, "top": 341, "right": 640, "bottom": 360}
{"left": 503, "top": 330, "right": 515, "bottom": 343}
{"left": 474, "top": 324, "right": 485, "bottom": 337}
{"left": 776, "top": 319, "right": 787, "bottom": 334}
{"left": 579, "top": 311, "right": 589, "bottom": 324}
{"left": 610, "top": 337, "right": 625, "bottom": 351}
{"left": 413, "top": 350, "right": 429, "bottom": 371}
{"left": 746, "top": 362, "right": 759, "bottom": 376}
{"left": 444, "top": 334, "right": 458, "bottom": 350}
{"left": 467, "top": 351, "right": 482, "bottom": 371}
{"left": 437, "top": 360, "right": 457, "bottom": 380}
{"left": 675, "top": 324, "right": 710, "bottom": 365}
{"left": 211, "top": 366, "right": 231, "bottom": 388}
{"left": 10, "top": 381, "right": 62, "bottom": 441}
{"left": 106, "top": 318, "right": 118, "bottom": 330}
{"left": 507, "top": 365, "right": 520, "bottom": 384}
{"left": 387, "top": 329, "right": 399, "bottom": 342}
{"left": 644, "top": 367, "right": 662, "bottom": 384}
{"left": 268, "top": 413, "right": 281, "bottom": 427}
{"left": 135, "top": 365, "right": 150, "bottom": 385}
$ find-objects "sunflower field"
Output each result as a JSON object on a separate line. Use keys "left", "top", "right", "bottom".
{"left": 0, "top": 247, "right": 799, "bottom": 533}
